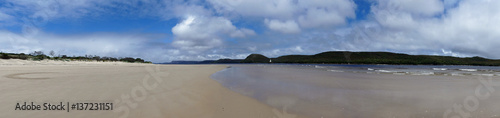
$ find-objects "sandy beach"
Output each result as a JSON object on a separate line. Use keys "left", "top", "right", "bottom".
{"left": 6, "top": 59, "right": 500, "bottom": 118}
{"left": 0, "top": 59, "right": 286, "bottom": 118}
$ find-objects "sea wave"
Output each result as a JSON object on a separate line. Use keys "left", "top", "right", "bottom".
{"left": 327, "top": 69, "right": 344, "bottom": 72}
{"left": 459, "top": 69, "right": 477, "bottom": 72}
{"left": 410, "top": 72, "right": 435, "bottom": 76}
{"left": 432, "top": 68, "right": 447, "bottom": 71}
{"left": 315, "top": 65, "right": 326, "bottom": 68}
{"left": 375, "top": 70, "right": 393, "bottom": 73}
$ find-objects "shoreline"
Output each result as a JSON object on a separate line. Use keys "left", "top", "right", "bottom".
{"left": 0, "top": 60, "right": 290, "bottom": 118}
{"left": 211, "top": 64, "right": 500, "bottom": 117}
{"left": 162, "top": 62, "right": 500, "bottom": 68}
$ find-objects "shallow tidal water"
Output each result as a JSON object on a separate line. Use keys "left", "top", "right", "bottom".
{"left": 211, "top": 64, "right": 500, "bottom": 118}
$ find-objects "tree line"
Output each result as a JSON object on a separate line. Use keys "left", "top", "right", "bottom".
{"left": 0, "top": 50, "right": 151, "bottom": 63}
{"left": 240, "top": 51, "right": 500, "bottom": 66}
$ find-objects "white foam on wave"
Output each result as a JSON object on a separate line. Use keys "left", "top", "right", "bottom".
{"left": 459, "top": 69, "right": 477, "bottom": 72}
{"left": 432, "top": 68, "right": 447, "bottom": 71}
{"left": 367, "top": 68, "right": 374, "bottom": 71}
{"left": 375, "top": 70, "right": 393, "bottom": 73}
{"left": 327, "top": 70, "right": 344, "bottom": 72}
{"left": 315, "top": 65, "right": 326, "bottom": 68}
{"left": 420, "top": 72, "right": 435, "bottom": 75}
{"left": 392, "top": 73, "right": 406, "bottom": 75}
{"left": 408, "top": 72, "right": 434, "bottom": 75}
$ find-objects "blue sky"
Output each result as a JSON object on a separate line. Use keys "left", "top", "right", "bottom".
{"left": 1, "top": 0, "right": 500, "bottom": 62}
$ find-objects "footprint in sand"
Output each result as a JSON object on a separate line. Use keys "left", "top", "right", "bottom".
{"left": 5, "top": 72, "right": 56, "bottom": 79}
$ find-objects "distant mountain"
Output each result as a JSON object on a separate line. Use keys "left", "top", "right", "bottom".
{"left": 240, "top": 51, "right": 500, "bottom": 66}
{"left": 162, "top": 51, "right": 500, "bottom": 66}
{"left": 241, "top": 54, "right": 270, "bottom": 63}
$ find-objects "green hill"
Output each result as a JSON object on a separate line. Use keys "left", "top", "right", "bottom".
{"left": 242, "top": 54, "right": 270, "bottom": 63}
{"left": 242, "top": 51, "right": 500, "bottom": 66}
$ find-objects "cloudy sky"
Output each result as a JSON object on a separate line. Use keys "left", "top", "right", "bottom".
{"left": 0, "top": 0, "right": 499, "bottom": 62}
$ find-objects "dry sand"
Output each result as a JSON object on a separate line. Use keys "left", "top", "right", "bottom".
{"left": 0, "top": 59, "right": 289, "bottom": 118}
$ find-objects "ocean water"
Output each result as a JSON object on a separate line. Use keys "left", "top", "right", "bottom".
{"left": 294, "top": 64, "right": 500, "bottom": 76}
{"left": 211, "top": 64, "right": 500, "bottom": 117}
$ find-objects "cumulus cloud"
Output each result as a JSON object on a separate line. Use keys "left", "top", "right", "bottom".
{"left": 209, "top": 0, "right": 356, "bottom": 33}
{"left": 371, "top": 0, "right": 444, "bottom": 29}
{"left": 0, "top": 0, "right": 260, "bottom": 62}
{"left": 374, "top": 0, "right": 444, "bottom": 16}
{"left": 244, "top": 0, "right": 500, "bottom": 60}
{"left": 230, "top": 28, "right": 256, "bottom": 38}
{"left": 297, "top": 0, "right": 357, "bottom": 28}
{"left": 0, "top": 30, "right": 168, "bottom": 61}
{"left": 209, "top": 0, "right": 296, "bottom": 19}
{"left": 171, "top": 15, "right": 255, "bottom": 54}
{"left": 260, "top": 46, "right": 307, "bottom": 57}
{"left": 338, "top": 0, "right": 500, "bottom": 58}
{"left": 264, "top": 19, "right": 301, "bottom": 33}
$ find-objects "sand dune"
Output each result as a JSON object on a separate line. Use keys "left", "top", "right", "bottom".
{"left": 0, "top": 60, "right": 289, "bottom": 118}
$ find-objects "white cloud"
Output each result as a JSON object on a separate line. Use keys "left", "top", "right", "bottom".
{"left": 297, "top": 0, "right": 356, "bottom": 28}
{"left": 261, "top": 46, "right": 308, "bottom": 57}
{"left": 247, "top": 46, "right": 257, "bottom": 51}
{"left": 171, "top": 15, "right": 255, "bottom": 54}
{"left": 374, "top": 0, "right": 444, "bottom": 16}
{"left": 339, "top": 0, "right": 500, "bottom": 58}
{"left": 297, "top": 8, "right": 346, "bottom": 28}
{"left": 264, "top": 19, "right": 301, "bottom": 33}
{"left": 209, "top": 0, "right": 356, "bottom": 32}
{"left": 371, "top": 0, "right": 444, "bottom": 30}
{"left": 209, "top": 0, "right": 296, "bottom": 19}
{"left": 0, "top": 0, "right": 260, "bottom": 62}
{"left": 230, "top": 28, "right": 256, "bottom": 38}
{"left": 0, "top": 30, "right": 168, "bottom": 62}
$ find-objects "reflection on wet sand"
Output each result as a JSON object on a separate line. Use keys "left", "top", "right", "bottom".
{"left": 212, "top": 64, "right": 500, "bottom": 118}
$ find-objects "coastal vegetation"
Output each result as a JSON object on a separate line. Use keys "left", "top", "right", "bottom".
{"left": 166, "top": 51, "right": 500, "bottom": 66}
{"left": 241, "top": 51, "right": 500, "bottom": 66}
{"left": 241, "top": 54, "right": 270, "bottom": 63}
{"left": 0, "top": 51, "right": 151, "bottom": 63}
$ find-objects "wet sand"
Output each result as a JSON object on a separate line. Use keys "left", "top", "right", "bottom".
{"left": 0, "top": 60, "right": 288, "bottom": 118}
{"left": 212, "top": 65, "right": 500, "bottom": 118}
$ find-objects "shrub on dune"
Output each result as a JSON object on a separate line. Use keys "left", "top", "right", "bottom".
{"left": 1, "top": 53, "right": 10, "bottom": 59}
